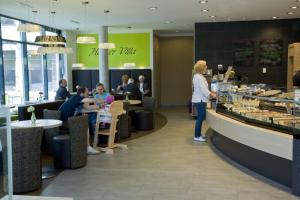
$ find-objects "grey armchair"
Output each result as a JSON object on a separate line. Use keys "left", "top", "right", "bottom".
{"left": 43, "top": 109, "right": 61, "bottom": 154}
{"left": 53, "top": 115, "right": 88, "bottom": 169}
{"left": 0, "top": 127, "right": 43, "bottom": 193}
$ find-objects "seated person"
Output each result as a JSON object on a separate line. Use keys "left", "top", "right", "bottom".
{"left": 55, "top": 79, "right": 71, "bottom": 100}
{"left": 137, "top": 75, "right": 150, "bottom": 96}
{"left": 59, "top": 87, "right": 99, "bottom": 154}
{"left": 116, "top": 74, "right": 129, "bottom": 92}
{"left": 94, "top": 83, "right": 110, "bottom": 106}
{"left": 124, "top": 78, "right": 142, "bottom": 100}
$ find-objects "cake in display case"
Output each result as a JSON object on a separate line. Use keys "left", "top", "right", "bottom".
{"left": 216, "top": 82, "right": 300, "bottom": 134}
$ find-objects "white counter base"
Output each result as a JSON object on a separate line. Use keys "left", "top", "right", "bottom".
{"left": 206, "top": 109, "right": 293, "bottom": 160}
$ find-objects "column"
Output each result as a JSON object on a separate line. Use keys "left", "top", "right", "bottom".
{"left": 99, "top": 26, "right": 109, "bottom": 89}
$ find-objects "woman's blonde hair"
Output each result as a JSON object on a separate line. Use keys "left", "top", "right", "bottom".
{"left": 193, "top": 60, "right": 207, "bottom": 74}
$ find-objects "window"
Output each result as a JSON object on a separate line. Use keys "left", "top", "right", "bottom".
{"left": 27, "top": 45, "right": 44, "bottom": 101}
{"left": 1, "top": 17, "right": 21, "bottom": 41}
{"left": 47, "top": 54, "right": 59, "bottom": 100}
{"left": 2, "top": 41, "right": 24, "bottom": 105}
{"left": 26, "top": 31, "right": 41, "bottom": 43}
{"left": 0, "top": 15, "right": 64, "bottom": 105}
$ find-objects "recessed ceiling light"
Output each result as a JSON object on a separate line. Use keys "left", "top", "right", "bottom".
{"left": 288, "top": 11, "right": 294, "bottom": 15}
{"left": 199, "top": 0, "right": 208, "bottom": 4}
{"left": 272, "top": 16, "right": 278, "bottom": 19}
{"left": 290, "top": 6, "right": 299, "bottom": 9}
{"left": 148, "top": 6, "right": 158, "bottom": 11}
{"left": 201, "top": 9, "right": 209, "bottom": 12}
{"left": 210, "top": 15, "right": 216, "bottom": 18}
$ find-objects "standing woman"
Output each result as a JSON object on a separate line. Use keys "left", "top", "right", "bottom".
{"left": 192, "top": 60, "right": 216, "bottom": 142}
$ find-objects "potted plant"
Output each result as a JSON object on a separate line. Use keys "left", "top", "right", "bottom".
{"left": 27, "top": 106, "right": 36, "bottom": 125}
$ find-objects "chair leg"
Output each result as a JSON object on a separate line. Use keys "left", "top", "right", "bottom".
{"left": 93, "top": 133, "right": 98, "bottom": 148}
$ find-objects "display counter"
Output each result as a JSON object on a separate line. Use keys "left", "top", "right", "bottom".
{"left": 206, "top": 109, "right": 300, "bottom": 195}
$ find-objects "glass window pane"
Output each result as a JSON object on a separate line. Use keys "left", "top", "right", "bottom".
{"left": 1, "top": 17, "right": 21, "bottom": 41}
{"left": 2, "top": 42, "right": 24, "bottom": 105}
{"left": 27, "top": 45, "right": 44, "bottom": 102}
{"left": 26, "top": 31, "right": 41, "bottom": 43}
{"left": 47, "top": 54, "right": 59, "bottom": 100}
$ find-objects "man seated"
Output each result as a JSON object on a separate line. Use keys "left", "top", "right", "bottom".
{"left": 137, "top": 75, "right": 150, "bottom": 96}
{"left": 55, "top": 79, "right": 71, "bottom": 100}
{"left": 124, "top": 78, "right": 142, "bottom": 100}
{"left": 59, "top": 87, "right": 100, "bottom": 154}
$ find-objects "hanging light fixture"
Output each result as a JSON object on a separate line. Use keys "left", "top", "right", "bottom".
{"left": 37, "top": 44, "right": 73, "bottom": 54}
{"left": 16, "top": 1, "right": 41, "bottom": 32}
{"left": 34, "top": 1, "right": 72, "bottom": 54}
{"left": 72, "top": 63, "right": 85, "bottom": 68}
{"left": 76, "top": 1, "right": 96, "bottom": 44}
{"left": 99, "top": 10, "right": 116, "bottom": 49}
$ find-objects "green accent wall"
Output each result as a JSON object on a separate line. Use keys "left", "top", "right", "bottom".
{"left": 76, "top": 32, "right": 151, "bottom": 68}
{"left": 76, "top": 34, "right": 99, "bottom": 68}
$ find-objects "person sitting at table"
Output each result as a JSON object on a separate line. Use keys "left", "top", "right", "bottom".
{"left": 124, "top": 78, "right": 142, "bottom": 100}
{"left": 59, "top": 87, "right": 100, "bottom": 154}
{"left": 55, "top": 79, "right": 71, "bottom": 100}
{"left": 137, "top": 75, "right": 150, "bottom": 96}
{"left": 116, "top": 74, "right": 129, "bottom": 92}
{"left": 94, "top": 83, "right": 109, "bottom": 103}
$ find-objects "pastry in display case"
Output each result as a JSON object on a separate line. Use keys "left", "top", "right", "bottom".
{"left": 216, "top": 82, "right": 300, "bottom": 134}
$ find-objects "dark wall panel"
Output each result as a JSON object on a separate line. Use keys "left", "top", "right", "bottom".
{"left": 109, "top": 69, "right": 131, "bottom": 91}
{"left": 195, "top": 19, "right": 300, "bottom": 88}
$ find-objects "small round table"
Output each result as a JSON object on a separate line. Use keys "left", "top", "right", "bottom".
{"left": 11, "top": 119, "right": 62, "bottom": 179}
{"left": 123, "top": 100, "right": 142, "bottom": 105}
{"left": 11, "top": 119, "right": 62, "bottom": 129}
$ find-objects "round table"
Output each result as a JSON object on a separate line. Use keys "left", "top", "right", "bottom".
{"left": 11, "top": 119, "right": 62, "bottom": 179}
{"left": 123, "top": 100, "right": 142, "bottom": 105}
{"left": 11, "top": 119, "right": 62, "bottom": 129}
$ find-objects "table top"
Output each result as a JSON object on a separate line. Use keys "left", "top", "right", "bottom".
{"left": 11, "top": 119, "right": 62, "bottom": 129}
{"left": 123, "top": 100, "right": 142, "bottom": 105}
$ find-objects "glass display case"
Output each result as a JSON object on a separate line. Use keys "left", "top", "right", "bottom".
{"left": 216, "top": 82, "right": 300, "bottom": 134}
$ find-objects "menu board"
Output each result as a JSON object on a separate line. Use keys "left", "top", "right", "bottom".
{"left": 233, "top": 40, "right": 254, "bottom": 67}
{"left": 259, "top": 39, "right": 283, "bottom": 66}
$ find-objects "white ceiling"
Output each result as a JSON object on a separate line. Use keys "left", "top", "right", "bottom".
{"left": 0, "top": 0, "right": 299, "bottom": 33}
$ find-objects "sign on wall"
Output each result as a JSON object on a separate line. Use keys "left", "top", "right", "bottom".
{"left": 76, "top": 33, "right": 150, "bottom": 68}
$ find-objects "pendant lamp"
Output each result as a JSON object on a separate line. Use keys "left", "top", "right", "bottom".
{"left": 99, "top": 10, "right": 116, "bottom": 49}
{"left": 76, "top": 1, "right": 96, "bottom": 44}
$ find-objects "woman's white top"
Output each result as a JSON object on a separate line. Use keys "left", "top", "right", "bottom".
{"left": 192, "top": 73, "right": 210, "bottom": 103}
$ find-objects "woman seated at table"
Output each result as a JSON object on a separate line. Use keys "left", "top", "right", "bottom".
{"left": 59, "top": 87, "right": 100, "bottom": 154}
{"left": 94, "top": 83, "right": 109, "bottom": 104}
{"left": 116, "top": 74, "right": 129, "bottom": 92}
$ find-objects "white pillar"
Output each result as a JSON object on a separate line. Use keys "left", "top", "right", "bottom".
{"left": 99, "top": 26, "right": 110, "bottom": 88}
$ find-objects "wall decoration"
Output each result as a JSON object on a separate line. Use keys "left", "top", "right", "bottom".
{"left": 259, "top": 39, "right": 283, "bottom": 66}
{"left": 233, "top": 40, "right": 254, "bottom": 67}
{"left": 76, "top": 33, "right": 150, "bottom": 68}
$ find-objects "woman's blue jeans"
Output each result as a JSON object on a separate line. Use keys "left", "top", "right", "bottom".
{"left": 194, "top": 102, "right": 207, "bottom": 138}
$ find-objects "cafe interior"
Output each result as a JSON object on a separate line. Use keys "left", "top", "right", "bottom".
{"left": 0, "top": 0, "right": 300, "bottom": 199}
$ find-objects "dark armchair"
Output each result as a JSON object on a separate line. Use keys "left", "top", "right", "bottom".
{"left": 0, "top": 127, "right": 43, "bottom": 193}
{"left": 53, "top": 115, "right": 88, "bottom": 169}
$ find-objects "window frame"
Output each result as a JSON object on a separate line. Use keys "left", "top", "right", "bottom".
{"left": 0, "top": 14, "right": 64, "bottom": 104}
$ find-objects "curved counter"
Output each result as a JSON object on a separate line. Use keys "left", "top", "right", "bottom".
{"left": 206, "top": 109, "right": 294, "bottom": 188}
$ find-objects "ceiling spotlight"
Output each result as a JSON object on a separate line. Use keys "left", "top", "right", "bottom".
{"left": 201, "top": 9, "right": 209, "bottom": 12}
{"left": 148, "top": 6, "right": 158, "bottom": 11}
{"left": 210, "top": 15, "right": 216, "bottom": 18}
{"left": 199, "top": 0, "right": 208, "bottom": 4}
{"left": 175, "top": 30, "right": 180, "bottom": 33}
{"left": 288, "top": 11, "right": 294, "bottom": 15}
{"left": 290, "top": 6, "right": 299, "bottom": 9}
{"left": 272, "top": 16, "right": 278, "bottom": 19}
